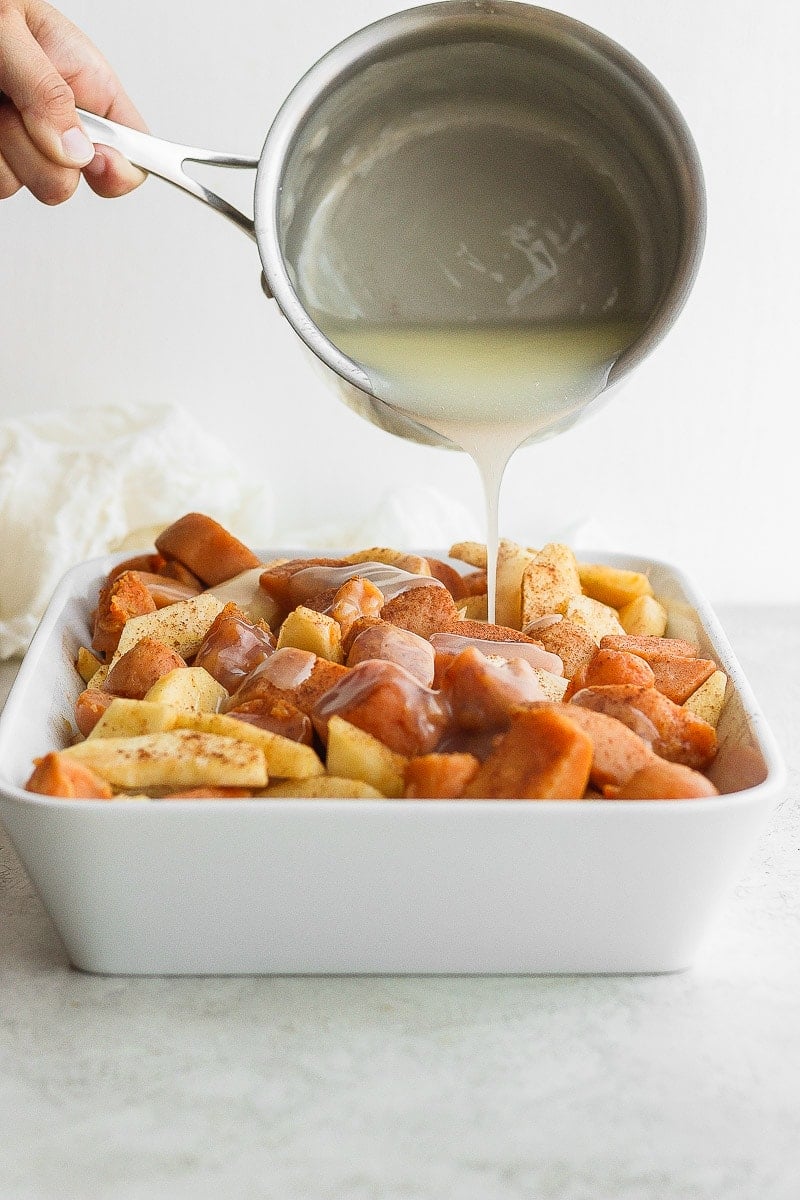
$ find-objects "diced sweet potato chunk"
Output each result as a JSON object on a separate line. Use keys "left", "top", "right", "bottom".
{"left": 439, "top": 646, "right": 546, "bottom": 734}
{"left": 312, "top": 660, "right": 448, "bottom": 757}
{"left": 193, "top": 602, "right": 275, "bottom": 693}
{"left": 155, "top": 512, "right": 260, "bottom": 587}
{"left": 404, "top": 753, "right": 481, "bottom": 799}
{"left": 105, "top": 553, "right": 166, "bottom": 586}
{"left": 329, "top": 577, "right": 385, "bottom": 640}
{"left": 347, "top": 621, "right": 435, "bottom": 686}
{"left": 424, "top": 558, "right": 472, "bottom": 599}
{"left": 599, "top": 634, "right": 698, "bottom": 661}
{"left": 121, "top": 571, "right": 201, "bottom": 609}
{"left": 570, "top": 684, "right": 717, "bottom": 770}
{"left": 259, "top": 558, "right": 348, "bottom": 614}
{"left": 464, "top": 709, "right": 593, "bottom": 800}
{"left": 26, "top": 752, "right": 113, "bottom": 799}
{"left": 226, "top": 698, "right": 313, "bottom": 745}
{"left": 74, "top": 689, "right": 116, "bottom": 737}
{"left": 616, "top": 760, "right": 719, "bottom": 800}
{"left": 530, "top": 701, "right": 653, "bottom": 791}
{"left": 443, "top": 618, "right": 541, "bottom": 644}
{"left": 227, "top": 648, "right": 349, "bottom": 719}
{"left": 92, "top": 571, "right": 157, "bottom": 657}
{"left": 380, "top": 583, "right": 459, "bottom": 638}
{"left": 647, "top": 656, "right": 717, "bottom": 704}
{"left": 105, "top": 637, "right": 187, "bottom": 700}
{"left": 565, "top": 647, "right": 655, "bottom": 698}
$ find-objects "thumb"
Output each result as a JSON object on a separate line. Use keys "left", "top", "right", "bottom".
{"left": 0, "top": 9, "right": 94, "bottom": 166}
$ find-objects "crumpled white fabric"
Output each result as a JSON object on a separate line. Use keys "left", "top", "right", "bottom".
{"left": 0, "top": 402, "right": 274, "bottom": 660}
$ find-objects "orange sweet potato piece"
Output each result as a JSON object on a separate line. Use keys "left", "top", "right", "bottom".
{"left": 74, "top": 689, "right": 116, "bottom": 737}
{"left": 122, "top": 570, "right": 201, "bottom": 609}
{"left": 443, "top": 619, "right": 540, "bottom": 644}
{"left": 423, "top": 558, "right": 470, "bottom": 598}
{"left": 92, "top": 571, "right": 157, "bottom": 657}
{"left": 155, "top": 512, "right": 260, "bottom": 587}
{"left": 616, "top": 760, "right": 719, "bottom": 800}
{"left": 380, "top": 584, "right": 459, "bottom": 639}
{"left": 312, "top": 660, "right": 448, "bottom": 756}
{"left": 599, "top": 634, "right": 698, "bottom": 661}
{"left": 329, "top": 577, "right": 385, "bottom": 640}
{"left": 158, "top": 558, "right": 203, "bottom": 589}
{"left": 404, "top": 753, "right": 481, "bottom": 799}
{"left": 259, "top": 558, "right": 346, "bottom": 614}
{"left": 105, "top": 553, "right": 166, "bottom": 587}
{"left": 226, "top": 698, "right": 313, "bottom": 745}
{"left": 347, "top": 620, "right": 435, "bottom": 686}
{"left": 439, "top": 646, "right": 546, "bottom": 734}
{"left": 457, "top": 569, "right": 489, "bottom": 599}
{"left": 647, "top": 655, "right": 717, "bottom": 704}
{"left": 227, "top": 648, "right": 349, "bottom": 719}
{"left": 570, "top": 684, "right": 717, "bottom": 770}
{"left": 340, "top": 615, "right": 385, "bottom": 658}
{"left": 193, "top": 602, "right": 275, "bottom": 693}
{"left": 26, "top": 752, "right": 113, "bottom": 799}
{"left": 104, "top": 637, "right": 187, "bottom": 700}
{"left": 565, "top": 647, "right": 655, "bottom": 699}
{"left": 529, "top": 701, "right": 653, "bottom": 791}
{"left": 463, "top": 708, "right": 593, "bottom": 800}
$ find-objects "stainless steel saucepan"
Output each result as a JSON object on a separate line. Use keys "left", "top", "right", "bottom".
{"left": 77, "top": 1, "right": 705, "bottom": 445}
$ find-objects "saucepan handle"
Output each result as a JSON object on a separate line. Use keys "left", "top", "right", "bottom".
{"left": 76, "top": 109, "right": 259, "bottom": 241}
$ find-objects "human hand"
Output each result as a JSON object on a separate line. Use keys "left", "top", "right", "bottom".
{"left": 0, "top": 0, "right": 146, "bottom": 203}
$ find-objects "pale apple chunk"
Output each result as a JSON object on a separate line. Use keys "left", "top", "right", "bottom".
{"left": 344, "top": 548, "right": 432, "bottom": 576}
{"left": 110, "top": 594, "right": 224, "bottom": 668}
{"left": 532, "top": 668, "right": 569, "bottom": 702}
{"left": 87, "top": 663, "right": 110, "bottom": 691}
{"left": 325, "top": 715, "right": 408, "bottom": 798}
{"left": 260, "top": 776, "right": 386, "bottom": 799}
{"left": 683, "top": 669, "right": 728, "bottom": 728}
{"left": 172, "top": 710, "right": 324, "bottom": 779}
{"left": 76, "top": 646, "right": 103, "bottom": 684}
{"left": 521, "top": 542, "right": 582, "bottom": 627}
{"left": 144, "top": 666, "right": 228, "bottom": 713}
{"left": 618, "top": 593, "right": 668, "bottom": 637}
{"left": 496, "top": 539, "right": 538, "bottom": 629}
{"left": 577, "top": 562, "right": 654, "bottom": 609}
{"left": 63, "top": 729, "right": 268, "bottom": 790}
{"left": 88, "top": 698, "right": 179, "bottom": 739}
{"left": 560, "top": 594, "right": 626, "bottom": 644}
{"left": 460, "top": 593, "right": 488, "bottom": 621}
{"left": 448, "top": 541, "right": 488, "bottom": 569}
{"left": 277, "top": 605, "right": 344, "bottom": 663}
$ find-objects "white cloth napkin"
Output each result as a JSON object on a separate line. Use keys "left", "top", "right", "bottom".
{"left": 0, "top": 402, "right": 274, "bottom": 660}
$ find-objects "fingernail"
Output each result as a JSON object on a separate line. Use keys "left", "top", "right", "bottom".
{"left": 61, "top": 126, "right": 95, "bottom": 165}
{"left": 82, "top": 148, "right": 104, "bottom": 177}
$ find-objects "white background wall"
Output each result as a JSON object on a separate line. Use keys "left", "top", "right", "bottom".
{"left": 1, "top": 0, "right": 798, "bottom": 605}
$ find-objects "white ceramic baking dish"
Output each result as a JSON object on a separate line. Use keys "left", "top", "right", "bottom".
{"left": 0, "top": 550, "right": 786, "bottom": 976}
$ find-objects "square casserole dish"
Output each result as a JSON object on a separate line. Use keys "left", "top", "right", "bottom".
{"left": 0, "top": 549, "right": 787, "bottom": 976}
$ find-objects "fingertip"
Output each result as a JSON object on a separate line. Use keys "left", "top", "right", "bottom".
{"left": 82, "top": 145, "right": 146, "bottom": 198}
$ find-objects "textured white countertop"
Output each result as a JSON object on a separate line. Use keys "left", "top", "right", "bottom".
{"left": 1, "top": 606, "right": 798, "bottom": 1200}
